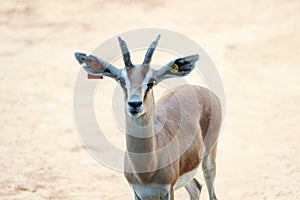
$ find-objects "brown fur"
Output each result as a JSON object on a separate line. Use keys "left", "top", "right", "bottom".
{"left": 124, "top": 85, "right": 222, "bottom": 187}
{"left": 76, "top": 46, "right": 221, "bottom": 199}
{"left": 88, "top": 50, "right": 223, "bottom": 199}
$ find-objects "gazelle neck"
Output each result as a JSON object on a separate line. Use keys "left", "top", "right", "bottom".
{"left": 125, "top": 91, "right": 156, "bottom": 153}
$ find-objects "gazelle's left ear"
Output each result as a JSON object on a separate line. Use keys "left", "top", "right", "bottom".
{"left": 155, "top": 54, "right": 199, "bottom": 83}
{"left": 74, "top": 52, "right": 121, "bottom": 81}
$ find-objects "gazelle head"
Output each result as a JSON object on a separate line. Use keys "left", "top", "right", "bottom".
{"left": 75, "top": 35, "right": 199, "bottom": 118}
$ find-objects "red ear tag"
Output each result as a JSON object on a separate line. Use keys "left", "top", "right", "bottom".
{"left": 87, "top": 74, "right": 103, "bottom": 79}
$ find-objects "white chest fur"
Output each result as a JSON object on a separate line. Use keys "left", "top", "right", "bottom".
{"left": 130, "top": 183, "right": 171, "bottom": 200}
{"left": 129, "top": 167, "right": 199, "bottom": 199}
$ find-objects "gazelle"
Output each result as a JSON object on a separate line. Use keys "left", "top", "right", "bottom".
{"left": 75, "top": 35, "right": 222, "bottom": 200}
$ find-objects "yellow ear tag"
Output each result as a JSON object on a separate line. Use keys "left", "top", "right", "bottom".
{"left": 170, "top": 63, "right": 179, "bottom": 73}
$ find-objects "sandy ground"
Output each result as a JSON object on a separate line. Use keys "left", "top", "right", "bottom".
{"left": 0, "top": 0, "right": 299, "bottom": 199}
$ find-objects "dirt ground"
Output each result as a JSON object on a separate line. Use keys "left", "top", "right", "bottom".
{"left": 0, "top": 0, "right": 299, "bottom": 199}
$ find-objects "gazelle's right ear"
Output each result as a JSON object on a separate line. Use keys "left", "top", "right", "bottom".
{"left": 74, "top": 52, "right": 120, "bottom": 81}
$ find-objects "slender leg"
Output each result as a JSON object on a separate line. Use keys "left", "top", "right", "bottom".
{"left": 169, "top": 189, "right": 174, "bottom": 200}
{"left": 161, "top": 190, "right": 172, "bottom": 200}
{"left": 202, "top": 145, "right": 218, "bottom": 200}
{"left": 185, "top": 178, "right": 202, "bottom": 200}
{"left": 134, "top": 191, "right": 142, "bottom": 200}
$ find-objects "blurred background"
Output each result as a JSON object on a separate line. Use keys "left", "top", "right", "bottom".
{"left": 0, "top": 0, "right": 299, "bottom": 199}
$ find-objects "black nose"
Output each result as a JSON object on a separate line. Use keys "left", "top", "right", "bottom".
{"left": 128, "top": 100, "right": 142, "bottom": 108}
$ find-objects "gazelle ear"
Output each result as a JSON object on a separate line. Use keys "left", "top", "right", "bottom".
{"left": 155, "top": 54, "right": 199, "bottom": 82}
{"left": 74, "top": 52, "right": 120, "bottom": 80}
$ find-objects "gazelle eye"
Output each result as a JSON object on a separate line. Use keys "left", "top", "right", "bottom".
{"left": 147, "top": 79, "right": 156, "bottom": 90}
{"left": 147, "top": 83, "right": 154, "bottom": 89}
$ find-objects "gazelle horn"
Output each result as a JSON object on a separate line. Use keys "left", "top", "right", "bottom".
{"left": 143, "top": 35, "right": 161, "bottom": 65}
{"left": 118, "top": 36, "right": 133, "bottom": 67}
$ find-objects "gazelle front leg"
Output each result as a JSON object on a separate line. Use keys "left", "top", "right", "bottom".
{"left": 134, "top": 191, "right": 142, "bottom": 200}
{"left": 185, "top": 178, "right": 202, "bottom": 200}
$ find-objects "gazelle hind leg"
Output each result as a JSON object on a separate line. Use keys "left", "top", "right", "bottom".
{"left": 134, "top": 192, "right": 142, "bottom": 200}
{"left": 202, "top": 145, "right": 218, "bottom": 200}
{"left": 184, "top": 178, "right": 202, "bottom": 200}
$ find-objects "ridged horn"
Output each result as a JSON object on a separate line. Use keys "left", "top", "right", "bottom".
{"left": 118, "top": 36, "right": 132, "bottom": 67}
{"left": 143, "top": 35, "right": 161, "bottom": 65}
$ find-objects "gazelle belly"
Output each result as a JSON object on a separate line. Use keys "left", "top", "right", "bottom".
{"left": 174, "top": 166, "right": 199, "bottom": 190}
